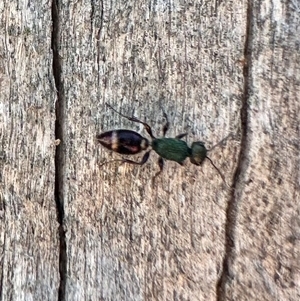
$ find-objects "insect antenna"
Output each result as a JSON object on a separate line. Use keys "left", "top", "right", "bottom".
{"left": 205, "top": 156, "right": 230, "bottom": 188}
{"left": 208, "top": 133, "right": 234, "bottom": 152}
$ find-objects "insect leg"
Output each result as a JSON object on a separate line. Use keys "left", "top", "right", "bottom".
{"left": 106, "top": 103, "right": 155, "bottom": 139}
{"left": 154, "top": 157, "right": 164, "bottom": 178}
{"left": 175, "top": 133, "right": 188, "bottom": 139}
{"left": 121, "top": 150, "right": 151, "bottom": 165}
{"left": 162, "top": 112, "right": 169, "bottom": 136}
{"left": 208, "top": 133, "right": 234, "bottom": 151}
{"left": 99, "top": 159, "right": 124, "bottom": 167}
{"left": 99, "top": 151, "right": 151, "bottom": 167}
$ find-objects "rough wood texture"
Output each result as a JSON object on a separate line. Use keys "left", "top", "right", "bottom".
{"left": 1, "top": 0, "right": 299, "bottom": 300}
{"left": 0, "top": 0, "right": 59, "bottom": 300}
{"left": 218, "top": 1, "right": 300, "bottom": 300}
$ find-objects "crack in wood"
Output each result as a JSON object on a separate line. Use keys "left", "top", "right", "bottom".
{"left": 216, "top": 2, "right": 253, "bottom": 300}
{"left": 51, "top": 1, "right": 67, "bottom": 300}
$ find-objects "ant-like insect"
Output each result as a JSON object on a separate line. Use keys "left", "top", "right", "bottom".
{"left": 97, "top": 103, "right": 227, "bottom": 184}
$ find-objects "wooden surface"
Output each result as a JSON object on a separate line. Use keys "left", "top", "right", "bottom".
{"left": 0, "top": 0, "right": 299, "bottom": 300}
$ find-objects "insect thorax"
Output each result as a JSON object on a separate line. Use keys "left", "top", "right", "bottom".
{"left": 151, "top": 138, "right": 190, "bottom": 163}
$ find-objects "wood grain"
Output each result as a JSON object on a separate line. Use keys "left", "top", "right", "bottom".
{"left": 0, "top": 0, "right": 59, "bottom": 300}
{"left": 1, "top": 0, "right": 299, "bottom": 300}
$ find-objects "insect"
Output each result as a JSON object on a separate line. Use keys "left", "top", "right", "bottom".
{"left": 97, "top": 103, "right": 227, "bottom": 184}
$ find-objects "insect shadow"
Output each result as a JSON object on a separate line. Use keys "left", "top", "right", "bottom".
{"left": 97, "top": 103, "right": 228, "bottom": 185}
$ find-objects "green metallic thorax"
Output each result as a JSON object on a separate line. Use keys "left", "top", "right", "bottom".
{"left": 151, "top": 138, "right": 191, "bottom": 163}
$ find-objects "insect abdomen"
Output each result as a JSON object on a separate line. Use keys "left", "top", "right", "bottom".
{"left": 152, "top": 138, "right": 191, "bottom": 163}
{"left": 97, "top": 129, "right": 149, "bottom": 155}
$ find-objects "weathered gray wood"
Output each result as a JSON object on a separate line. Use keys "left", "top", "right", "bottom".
{"left": 55, "top": 1, "right": 243, "bottom": 300}
{"left": 1, "top": 0, "right": 299, "bottom": 301}
{"left": 218, "top": 1, "right": 300, "bottom": 300}
{"left": 0, "top": 0, "right": 59, "bottom": 300}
